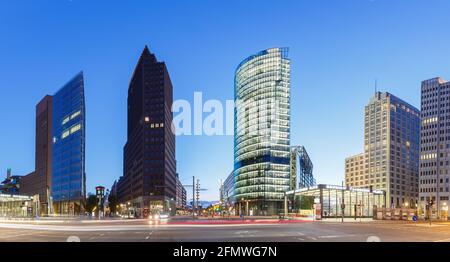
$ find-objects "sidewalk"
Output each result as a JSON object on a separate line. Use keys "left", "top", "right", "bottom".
{"left": 195, "top": 215, "right": 281, "bottom": 220}
{"left": 319, "top": 217, "right": 374, "bottom": 223}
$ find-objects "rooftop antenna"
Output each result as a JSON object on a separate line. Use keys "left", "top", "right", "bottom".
{"left": 374, "top": 78, "right": 378, "bottom": 95}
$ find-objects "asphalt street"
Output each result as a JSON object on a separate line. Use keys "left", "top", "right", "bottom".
{"left": 0, "top": 219, "right": 449, "bottom": 242}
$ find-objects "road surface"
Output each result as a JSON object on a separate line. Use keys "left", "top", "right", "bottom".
{"left": 0, "top": 219, "right": 449, "bottom": 242}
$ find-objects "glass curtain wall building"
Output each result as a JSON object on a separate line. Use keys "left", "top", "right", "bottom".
{"left": 234, "top": 48, "right": 291, "bottom": 216}
{"left": 51, "top": 72, "right": 86, "bottom": 215}
{"left": 290, "top": 146, "right": 316, "bottom": 190}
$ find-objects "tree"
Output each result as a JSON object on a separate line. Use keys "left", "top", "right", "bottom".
{"left": 85, "top": 195, "right": 98, "bottom": 214}
{"left": 108, "top": 194, "right": 119, "bottom": 214}
{"left": 295, "top": 195, "right": 315, "bottom": 210}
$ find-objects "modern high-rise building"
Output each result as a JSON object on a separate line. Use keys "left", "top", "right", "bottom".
{"left": 345, "top": 92, "right": 420, "bottom": 209}
{"left": 117, "top": 46, "right": 177, "bottom": 217}
{"left": 234, "top": 48, "right": 291, "bottom": 215}
{"left": 290, "top": 146, "right": 315, "bottom": 189}
{"left": 419, "top": 77, "right": 450, "bottom": 219}
{"left": 51, "top": 72, "right": 86, "bottom": 215}
{"left": 21, "top": 74, "right": 86, "bottom": 215}
{"left": 21, "top": 95, "right": 53, "bottom": 214}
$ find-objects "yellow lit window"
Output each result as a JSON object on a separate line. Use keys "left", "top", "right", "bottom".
{"left": 62, "top": 117, "right": 70, "bottom": 125}
{"left": 62, "top": 131, "right": 70, "bottom": 139}
{"left": 71, "top": 110, "right": 81, "bottom": 119}
{"left": 70, "top": 124, "right": 81, "bottom": 134}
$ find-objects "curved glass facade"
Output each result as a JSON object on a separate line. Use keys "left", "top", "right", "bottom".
{"left": 234, "top": 48, "right": 291, "bottom": 215}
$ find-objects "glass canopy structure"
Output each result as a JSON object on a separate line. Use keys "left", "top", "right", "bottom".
{"left": 286, "top": 184, "right": 386, "bottom": 218}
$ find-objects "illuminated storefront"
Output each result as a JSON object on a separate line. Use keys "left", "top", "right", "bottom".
{"left": 0, "top": 194, "right": 34, "bottom": 218}
{"left": 286, "top": 184, "right": 386, "bottom": 218}
{"left": 234, "top": 48, "right": 291, "bottom": 215}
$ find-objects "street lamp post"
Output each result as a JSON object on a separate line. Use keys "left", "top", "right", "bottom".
{"left": 284, "top": 192, "right": 288, "bottom": 219}
{"left": 341, "top": 181, "right": 345, "bottom": 223}
{"left": 428, "top": 199, "right": 434, "bottom": 226}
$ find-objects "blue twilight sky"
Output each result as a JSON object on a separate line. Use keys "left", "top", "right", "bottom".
{"left": 1, "top": 0, "right": 450, "bottom": 201}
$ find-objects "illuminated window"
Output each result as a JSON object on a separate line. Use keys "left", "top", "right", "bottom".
{"left": 62, "top": 124, "right": 82, "bottom": 139}
{"left": 62, "top": 110, "right": 81, "bottom": 125}
{"left": 70, "top": 124, "right": 81, "bottom": 134}
{"left": 62, "top": 130, "right": 70, "bottom": 139}
{"left": 145, "top": 117, "right": 150, "bottom": 122}
{"left": 62, "top": 117, "right": 70, "bottom": 125}
{"left": 71, "top": 110, "right": 81, "bottom": 119}
{"left": 160, "top": 123, "right": 164, "bottom": 127}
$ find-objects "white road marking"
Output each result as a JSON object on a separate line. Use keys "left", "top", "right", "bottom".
{"left": 318, "top": 234, "right": 355, "bottom": 239}
{"left": 145, "top": 231, "right": 154, "bottom": 240}
{"left": 0, "top": 233, "right": 33, "bottom": 239}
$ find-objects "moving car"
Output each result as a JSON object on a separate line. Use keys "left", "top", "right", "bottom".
{"left": 149, "top": 212, "right": 170, "bottom": 221}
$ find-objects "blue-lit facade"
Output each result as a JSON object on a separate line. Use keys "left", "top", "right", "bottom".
{"left": 290, "top": 146, "right": 316, "bottom": 190}
{"left": 234, "top": 48, "right": 291, "bottom": 216}
{"left": 51, "top": 72, "right": 86, "bottom": 215}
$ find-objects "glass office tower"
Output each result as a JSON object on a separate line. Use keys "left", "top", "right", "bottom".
{"left": 234, "top": 48, "right": 291, "bottom": 215}
{"left": 51, "top": 72, "right": 86, "bottom": 215}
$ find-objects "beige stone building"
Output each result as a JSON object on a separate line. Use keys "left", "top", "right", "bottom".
{"left": 345, "top": 92, "right": 420, "bottom": 208}
{"left": 345, "top": 153, "right": 367, "bottom": 187}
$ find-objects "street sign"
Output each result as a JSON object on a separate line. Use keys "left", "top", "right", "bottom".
{"left": 412, "top": 215, "right": 417, "bottom": 222}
